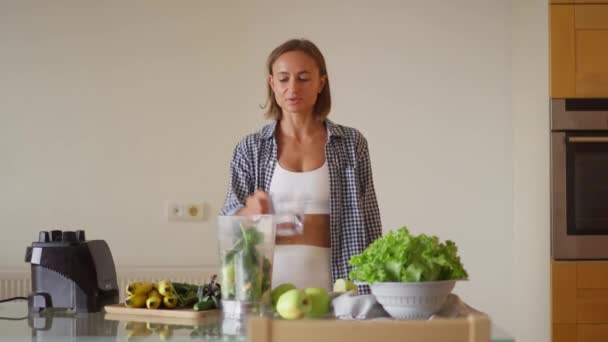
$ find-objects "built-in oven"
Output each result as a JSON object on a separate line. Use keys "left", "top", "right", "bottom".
{"left": 552, "top": 98, "right": 608, "bottom": 260}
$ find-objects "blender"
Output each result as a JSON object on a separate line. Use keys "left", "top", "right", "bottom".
{"left": 217, "top": 214, "right": 302, "bottom": 321}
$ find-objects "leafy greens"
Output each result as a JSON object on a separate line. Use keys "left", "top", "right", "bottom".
{"left": 348, "top": 226, "right": 468, "bottom": 284}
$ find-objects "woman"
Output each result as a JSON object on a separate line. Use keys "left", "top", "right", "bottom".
{"left": 220, "top": 39, "right": 381, "bottom": 294}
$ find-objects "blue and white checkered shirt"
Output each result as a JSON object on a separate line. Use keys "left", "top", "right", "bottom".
{"left": 219, "top": 119, "right": 382, "bottom": 294}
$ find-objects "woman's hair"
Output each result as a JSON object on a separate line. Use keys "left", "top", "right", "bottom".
{"left": 263, "top": 39, "right": 331, "bottom": 121}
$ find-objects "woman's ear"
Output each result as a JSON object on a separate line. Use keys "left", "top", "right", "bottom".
{"left": 268, "top": 75, "right": 275, "bottom": 92}
{"left": 318, "top": 75, "right": 327, "bottom": 94}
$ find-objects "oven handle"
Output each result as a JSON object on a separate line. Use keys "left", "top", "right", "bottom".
{"left": 567, "top": 136, "right": 608, "bottom": 143}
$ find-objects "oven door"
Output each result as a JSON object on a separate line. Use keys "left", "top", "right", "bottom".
{"left": 552, "top": 131, "right": 608, "bottom": 259}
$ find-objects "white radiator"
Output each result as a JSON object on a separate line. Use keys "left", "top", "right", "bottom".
{"left": 0, "top": 271, "right": 30, "bottom": 301}
{"left": 0, "top": 267, "right": 219, "bottom": 302}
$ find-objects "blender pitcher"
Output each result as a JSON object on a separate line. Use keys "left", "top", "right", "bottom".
{"left": 217, "top": 214, "right": 300, "bottom": 319}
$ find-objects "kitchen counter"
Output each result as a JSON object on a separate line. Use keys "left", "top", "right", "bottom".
{"left": 0, "top": 302, "right": 515, "bottom": 341}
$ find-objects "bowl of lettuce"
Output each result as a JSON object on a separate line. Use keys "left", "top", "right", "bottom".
{"left": 348, "top": 227, "right": 468, "bottom": 319}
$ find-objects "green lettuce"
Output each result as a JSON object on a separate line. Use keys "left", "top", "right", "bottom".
{"left": 348, "top": 227, "right": 468, "bottom": 284}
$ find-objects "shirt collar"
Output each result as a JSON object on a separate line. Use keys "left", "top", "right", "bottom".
{"left": 260, "top": 118, "right": 344, "bottom": 141}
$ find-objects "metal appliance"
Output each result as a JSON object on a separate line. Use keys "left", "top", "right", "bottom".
{"left": 551, "top": 98, "right": 608, "bottom": 259}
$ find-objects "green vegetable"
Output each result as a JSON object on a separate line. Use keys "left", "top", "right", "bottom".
{"left": 173, "top": 282, "right": 199, "bottom": 308}
{"left": 222, "top": 260, "right": 236, "bottom": 298}
{"left": 168, "top": 275, "right": 221, "bottom": 310}
{"left": 261, "top": 257, "right": 272, "bottom": 293}
{"left": 193, "top": 299, "right": 215, "bottom": 311}
{"left": 194, "top": 275, "right": 221, "bottom": 310}
{"left": 348, "top": 226, "right": 468, "bottom": 284}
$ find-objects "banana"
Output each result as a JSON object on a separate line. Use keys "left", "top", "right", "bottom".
{"left": 124, "top": 321, "right": 149, "bottom": 338}
{"left": 146, "top": 321, "right": 162, "bottom": 332}
{"left": 146, "top": 289, "right": 162, "bottom": 310}
{"left": 157, "top": 280, "right": 176, "bottom": 297}
{"left": 126, "top": 326, "right": 152, "bottom": 338}
{"left": 162, "top": 293, "right": 178, "bottom": 309}
{"left": 125, "top": 321, "right": 146, "bottom": 331}
{"left": 126, "top": 281, "right": 154, "bottom": 296}
{"left": 125, "top": 294, "right": 147, "bottom": 308}
{"left": 158, "top": 325, "right": 173, "bottom": 341}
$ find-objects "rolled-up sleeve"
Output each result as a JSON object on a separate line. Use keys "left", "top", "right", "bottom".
{"left": 356, "top": 135, "right": 383, "bottom": 244}
{"left": 219, "top": 139, "right": 253, "bottom": 216}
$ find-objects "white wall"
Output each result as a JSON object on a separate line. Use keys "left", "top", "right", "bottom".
{"left": 0, "top": 1, "right": 550, "bottom": 341}
{"left": 511, "top": 1, "right": 550, "bottom": 342}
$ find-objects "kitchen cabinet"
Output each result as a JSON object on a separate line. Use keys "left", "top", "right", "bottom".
{"left": 550, "top": 1, "right": 608, "bottom": 4}
{"left": 552, "top": 261, "right": 608, "bottom": 342}
{"left": 578, "top": 264, "right": 608, "bottom": 287}
{"left": 578, "top": 325, "right": 608, "bottom": 342}
{"left": 553, "top": 324, "right": 576, "bottom": 342}
{"left": 550, "top": 4, "right": 608, "bottom": 97}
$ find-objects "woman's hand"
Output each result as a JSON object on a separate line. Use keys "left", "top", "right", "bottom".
{"left": 237, "top": 190, "right": 272, "bottom": 215}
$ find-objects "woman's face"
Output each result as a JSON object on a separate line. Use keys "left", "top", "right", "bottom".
{"left": 269, "top": 51, "right": 326, "bottom": 118}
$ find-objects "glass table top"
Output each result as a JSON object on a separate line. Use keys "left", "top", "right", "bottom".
{"left": 0, "top": 302, "right": 515, "bottom": 341}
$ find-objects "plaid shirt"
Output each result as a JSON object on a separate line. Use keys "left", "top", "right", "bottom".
{"left": 219, "top": 119, "right": 382, "bottom": 294}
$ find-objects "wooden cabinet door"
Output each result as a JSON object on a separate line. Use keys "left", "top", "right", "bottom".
{"left": 553, "top": 262, "right": 608, "bottom": 341}
{"left": 578, "top": 325, "right": 608, "bottom": 342}
{"left": 553, "top": 262, "right": 577, "bottom": 324}
{"left": 578, "top": 263, "right": 608, "bottom": 288}
{"left": 553, "top": 324, "right": 576, "bottom": 342}
{"left": 574, "top": 5, "right": 608, "bottom": 97}
{"left": 577, "top": 264, "right": 608, "bottom": 323}
{"left": 577, "top": 289, "right": 608, "bottom": 323}
{"left": 550, "top": 5, "right": 575, "bottom": 97}
{"left": 550, "top": 4, "right": 608, "bottom": 97}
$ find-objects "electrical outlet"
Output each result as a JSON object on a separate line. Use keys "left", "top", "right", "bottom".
{"left": 166, "top": 202, "right": 205, "bottom": 222}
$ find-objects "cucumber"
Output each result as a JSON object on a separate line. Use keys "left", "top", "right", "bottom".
{"left": 193, "top": 299, "right": 215, "bottom": 311}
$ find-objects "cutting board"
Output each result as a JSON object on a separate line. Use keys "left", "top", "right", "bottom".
{"left": 104, "top": 304, "right": 220, "bottom": 320}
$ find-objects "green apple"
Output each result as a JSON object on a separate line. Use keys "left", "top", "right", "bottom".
{"left": 276, "top": 289, "right": 311, "bottom": 320}
{"left": 304, "top": 287, "right": 330, "bottom": 318}
{"left": 271, "top": 283, "right": 297, "bottom": 310}
{"left": 333, "top": 279, "right": 359, "bottom": 295}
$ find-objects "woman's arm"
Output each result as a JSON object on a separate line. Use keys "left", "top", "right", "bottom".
{"left": 219, "top": 140, "right": 253, "bottom": 215}
{"left": 356, "top": 135, "right": 383, "bottom": 244}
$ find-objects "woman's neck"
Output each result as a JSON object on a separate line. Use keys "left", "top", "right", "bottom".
{"left": 278, "top": 113, "right": 325, "bottom": 142}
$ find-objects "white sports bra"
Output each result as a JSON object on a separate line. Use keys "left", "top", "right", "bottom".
{"left": 268, "top": 161, "right": 330, "bottom": 215}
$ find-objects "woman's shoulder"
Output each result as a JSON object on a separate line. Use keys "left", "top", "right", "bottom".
{"left": 233, "top": 121, "right": 276, "bottom": 152}
{"left": 326, "top": 120, "right": 367, "bottom": 145}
